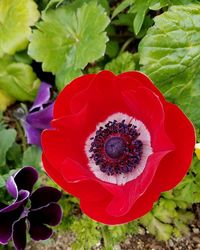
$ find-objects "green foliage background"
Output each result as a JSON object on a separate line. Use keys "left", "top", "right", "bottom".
{"left": 0, "top": 0, "right": 200, "bottom": 249}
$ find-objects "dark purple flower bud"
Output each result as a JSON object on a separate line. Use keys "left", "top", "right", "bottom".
{"left": 0, "top": 167, "right": 62, "bottom": 250}
{"left": 23, "top": 82, "right": 54, "bottom": 147}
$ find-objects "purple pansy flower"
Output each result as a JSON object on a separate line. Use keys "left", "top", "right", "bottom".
{"left": 0, "top": 167, "right": 62, "bottom": 250}
{"left": 24, "top": 82, "right": 54, "bottom": 146}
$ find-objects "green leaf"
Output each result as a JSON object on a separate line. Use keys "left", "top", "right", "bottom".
{"left": 111, "top": 0, "right": 134, "bottom": 19}
{"left": 163, "top": 158, "right": 200, "bottom": 204}
{"left": 56, "top": 66, "right": 82, "bottom": 91}
{"left": 0, "top": 128, "right": 16, "bottom": 166}
{"left": 139, "top": 4, "right": 200, "bottom": 128}
{"left": 0, "top": 56, "right": 40, "bottom": 101}
{"left": 105, "top": 40, "right": 119, "bottom": 58}
{"left": 0, "top": 0, "right": 39, "bottom": 57}
{"left": 28, "top": 1, "right": 110, "bottom": 74}
{"left": 23, "top": 146, "right": 42, "bottom": 171}
{"left": 149, "top": 0, "right": 169, "bottom": 10}
{"left": 173, "top": 210, "right": 194, "bottom": 236}
{"left": 0, "top": 89, "right": 15, "bottom": 111}
{"left": 14, "top": 51, "right": 33, "bottom": 64}
{"left": 174, "top": 159, "right": 200, "bottom": 204}
{"left": 140, "top": 212, "right": 173, "bottom": 241}
{"left": 105, "top": 221, "right": 138, "bottom": 247}
{"left": 71, "top": 215, "right": 101, "bottom": 250}
{"left": 7, "top": 143, "right": 22, "bottom": 167}
{"left": 45, "top": 0, "right": 65, "bottom": 10}
{"left": 132, "top": 0, "right": 150, "bottom": 35}
{"left": 153, "top": 198, "right": 177, "bottom": 224}
{"left": 0, "top": 175, "right": 5, "bottom": 188}
{"left": 105, "top": 52, "right": 135, "bottom": 74}
{"left": 149, "top": 0, "right": 197, "bottom": 10}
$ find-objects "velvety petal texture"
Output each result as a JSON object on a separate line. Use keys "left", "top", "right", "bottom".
{"left": 0, "top": 167, "right": 62, "bottom": 249}
{"left": 42, "top": 70, "right": 195, "bottom": 225}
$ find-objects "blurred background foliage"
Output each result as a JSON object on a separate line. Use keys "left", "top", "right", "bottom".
{"left": 0, "top": 0, "right": 200, "bottom": 249}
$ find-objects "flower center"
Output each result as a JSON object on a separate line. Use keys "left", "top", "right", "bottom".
{"left": 88, "top": 118, "right": 143, "bottom": 176}
{"left": 105, "top": 137, "right": 126, "bottom": 159}
{"left": 85, "top": 113, "right": 152, "bottom": 185}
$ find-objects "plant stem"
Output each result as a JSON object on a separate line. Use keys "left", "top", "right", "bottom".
{"left": 101, "top": 225, "right": 112, "bottom": 250}
{"left": 119, "top": 37, "right": 134, "bottom": 54}
{"left": 15, "top": 120, "right": 27, "bottom": 152}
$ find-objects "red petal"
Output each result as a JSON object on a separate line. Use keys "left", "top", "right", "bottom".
{"left": 150, "top": 102, "right": 195, "bottom": 191}
{"left": 42, "top": 154, "right": 110, "bottom": 202}
{"left": 70, "top": 70, "right": 122, "bottom": 118}
{"left": 118, "top": 71, "right": 165, "bottom": 101}
{"left": 54, "top": 74, "right": 96, "bottom": 118}
{"left": 61, "top": 157, "right": 92, "bottom": 183}
{"left": 80, "top": 177, "right": 160, "bottom": 225}
{"left": 106, "top": 151, "right": 170, "bottom": 217}
{"left": 42, "top": 107, "right": 90, "bottom": 169}
{"left": 122, "top": 87, "right": 174, "bottom": 151}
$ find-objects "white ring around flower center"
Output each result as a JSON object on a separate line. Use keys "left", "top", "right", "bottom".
{"left": 85, "top": 113, "right": 153, "bottom": 186}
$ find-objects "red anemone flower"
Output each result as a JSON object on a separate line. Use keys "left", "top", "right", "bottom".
{"left": 41, "top": 71, "right": 195, "bottom": 225}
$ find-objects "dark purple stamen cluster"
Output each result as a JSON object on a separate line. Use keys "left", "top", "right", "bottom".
{"left": 89, "top": 120, "right": 143, "bottom": 176}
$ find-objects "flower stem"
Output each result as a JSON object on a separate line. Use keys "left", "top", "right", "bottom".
{"left": 101, "top": 225, "right": 113, "bottom": 250}
{"left": 15, "top": 120, "right": 27, "bottom": 152}
{"left": 119, "top": 37, "right": 134, "bottom": 54}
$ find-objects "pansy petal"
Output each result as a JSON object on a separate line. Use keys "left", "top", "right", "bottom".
{"left": 27, "top": 104, "right": 54, "bottom": 129}
{"left": 29, "top": 203, "right": 62, "bottom": 226}
{"left": 0, "top": 203, "right": 6, "bottom": 210}
{"left": 30, "top": 187, "right": 62, "bottom": 209}
{"left": 13, "top": 218, "right": 27, "bottom": 250}
{"left": 30, "top": 82, "right": 51, "bottom": 111}
{"left": 0, "top": 206, "right": 24, "bottom": 244}
{"left": 6, "top": 176, "right": 18, "bottom": 199}
{"left": 29, "top": 223, "right": 52, "bottom": 241}
{"left": 24, "top": 121, "right": 42, "bottom": 146}
{"left": 0, "top": 190, "right": 29, "bottom": 213}
{"left": 14, "top": 167, "right": 38, "bottom": 193}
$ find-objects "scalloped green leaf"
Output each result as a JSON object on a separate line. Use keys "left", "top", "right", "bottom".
{"left": 153, "top": 198, "right": 177, "bottom": 224}
{"left": 0, "top": 0, "right": 39, "bottom": 57}
{"left": 28, "top": 1, "right": 110, "bottom": 74}
{"left": 105, "top": 52, "right": 135, "bottom": 74}
{"left": 140, "top": 212, "right": 173, "bottom": 241}
{"left": 56, "top": 67, "right": 82, "bottom": 91}
{"left": 0, "top": 56, "right": 40, "bottom": 101}
{"left": 139, "top": 5, "right": 200, "bottom": 128}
